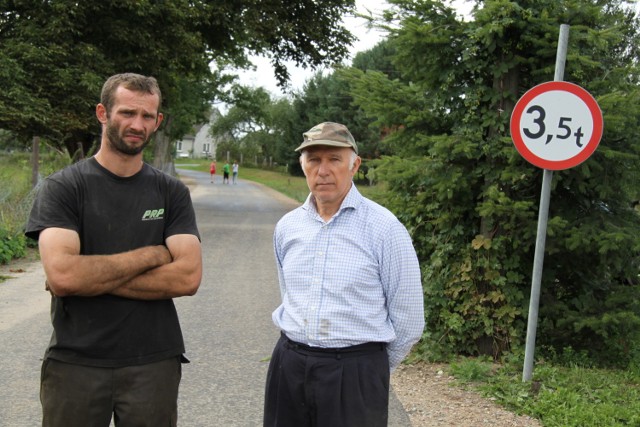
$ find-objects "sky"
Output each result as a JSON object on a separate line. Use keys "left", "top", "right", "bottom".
{"left": 236, "top": 0, "right": 474, "bottom": 95}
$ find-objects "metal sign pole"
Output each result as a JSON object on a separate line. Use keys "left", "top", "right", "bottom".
{"left": 522, "top": 24, "right": 570, "bottom": 382}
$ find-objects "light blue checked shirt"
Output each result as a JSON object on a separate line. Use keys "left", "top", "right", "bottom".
{"left": 272, "top": 185, "right": 425, "bottom": 370}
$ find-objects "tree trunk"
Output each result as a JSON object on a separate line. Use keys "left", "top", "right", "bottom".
{"left": 153, "top": 115, "right": 175, "bottom": 176}
{"left": 31, "top": 136, "right": 40, "bottom": 188}
{"left": 476, "top": 61, "right": 521, "bottom": 358}
{"left": 480, "top": 61, "right": 520, "bottom": 238}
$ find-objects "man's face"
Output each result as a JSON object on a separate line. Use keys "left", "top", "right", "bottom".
{"left": 301, "top": 146, "right": 361, "bottom": 208}
{"left": 103, "top": 87, "right": 162, "bottom": 156}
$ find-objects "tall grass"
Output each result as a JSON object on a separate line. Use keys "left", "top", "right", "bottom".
{"left": 0, "top": 153, "right": 33, "bottom": 229}
{"left": 0, "top": 150, "right": 71, "bottom": 263}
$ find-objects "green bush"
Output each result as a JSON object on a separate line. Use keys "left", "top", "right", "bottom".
{"left": 0, "top": 230, "right": 26, "bottom": 264}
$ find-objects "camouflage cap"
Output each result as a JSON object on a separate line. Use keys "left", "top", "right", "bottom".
{"left": 295, "top": 122, "right": 358, "bottom": 154}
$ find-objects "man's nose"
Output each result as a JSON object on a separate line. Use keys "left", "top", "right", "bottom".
{"left": 129, "top": 114, "right": 147, "bottom": 131}
{"left": 317, "top": 160, "right": 331, "bottom": 175}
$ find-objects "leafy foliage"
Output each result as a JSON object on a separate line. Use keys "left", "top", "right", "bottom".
{"left": 0, "top": 0, "right": 356, "bottom": 160}
{"left": 0, "top": 229, "right": 25, "bottom": 264}
{"left": 210, "top": 86, "right": 295, "bottom": 166}
{"left": 212, "top": 66, "right": 386, "bottom": 176}
{"left": 343, "top": 0, "right": 640, "bottom": 366}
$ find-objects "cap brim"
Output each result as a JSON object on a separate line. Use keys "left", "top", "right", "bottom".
{"left": 294, "top": 139, "right": 355, "bottom": 152}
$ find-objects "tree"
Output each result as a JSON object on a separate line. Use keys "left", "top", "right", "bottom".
{"left": 344, "top": 0, "right": 640, "bottom": 366}
{"left": 0, "top": 0, "right": 356, "bottom": 160}
{"left": 350, "top": 38, "right": 399, "bottom": 80}
{"left": 150, "top": 74, "right": 224, "bottom": 172}
{"left": 275, "top": 46, "right": 402, "bottom": 177}
{"left": 212, "top": 68, "right": 383, "bottom": 176}
{"left": 279, "top": 70, "right": 382, "bottom": 179}
{"left": 210, "top": 86, "right": 277, "bottom": 164}
{"left": 215, "top": 38, "right": 404, "bottom": 177}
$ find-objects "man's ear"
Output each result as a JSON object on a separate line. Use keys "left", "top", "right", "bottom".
{"left": 299, "top": 155, "right": 309, "bottom": 177}
{"left": 96, "top": 104, "right": 108, "bottom": 124}
{"left": 155, "top": 112, "right": 164, "bottom": 131}
{"left": 351, "top": 156, "right": 362, "bottom": 175}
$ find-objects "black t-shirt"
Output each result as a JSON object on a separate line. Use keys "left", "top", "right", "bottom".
{"left": 26, "top": 158, "right": 200, "bottom": 367}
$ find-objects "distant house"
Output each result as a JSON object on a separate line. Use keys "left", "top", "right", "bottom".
{"left": 175, "top": 109, "right": 223, "bottom": 159}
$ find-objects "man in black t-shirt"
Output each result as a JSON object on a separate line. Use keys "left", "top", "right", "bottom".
{"left": 26, "top": 73, "right": 202, "bottom": 427}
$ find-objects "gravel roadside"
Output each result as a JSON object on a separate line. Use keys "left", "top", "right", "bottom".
{"left": 391, "top": 362, "right": 542, "bottom": 427}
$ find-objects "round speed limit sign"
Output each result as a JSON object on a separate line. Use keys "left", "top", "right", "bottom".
{"left": 510, "top": 81, "right": 603, "bottom": 170}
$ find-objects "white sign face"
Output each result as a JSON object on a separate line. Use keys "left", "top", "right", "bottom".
{"left": 510, "top": 81, "right": 603, "bottom": 170}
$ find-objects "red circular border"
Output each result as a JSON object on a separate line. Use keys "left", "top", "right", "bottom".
{"left": 510, "top": 81, "right": 603, "bottom": 170}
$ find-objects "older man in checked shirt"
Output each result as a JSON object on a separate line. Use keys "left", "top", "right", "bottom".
{"left": 263, "top": 122, "right": 424, "bottom": 427}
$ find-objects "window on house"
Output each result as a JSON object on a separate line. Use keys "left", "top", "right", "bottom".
{"left": 177, "top": 141, "right": 184, "bottom": 151}
{"left": 203, "top": 143, "right": 211, "bottom": 153}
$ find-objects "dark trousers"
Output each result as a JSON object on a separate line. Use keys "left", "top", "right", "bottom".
{"left": 264, "top": 334, "right": 390, "bottom": 427}
{"left": 41, "top": 357, "right": 182, "bottom": 427}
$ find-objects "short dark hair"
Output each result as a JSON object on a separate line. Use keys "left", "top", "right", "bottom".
{"left": 100, "top": 73, "right": 162, "bottom": 115}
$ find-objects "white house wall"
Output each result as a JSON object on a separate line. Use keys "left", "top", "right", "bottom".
{"left": 175, "top": 110, "right": 221, "bottom": 159}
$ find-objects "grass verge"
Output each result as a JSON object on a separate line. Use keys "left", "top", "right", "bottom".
{"left": 449, "top": 356, "right": 640, "bottom": 426}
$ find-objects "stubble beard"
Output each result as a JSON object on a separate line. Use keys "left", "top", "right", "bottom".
{"left": 105, "top": 120, "right": 150, "bottom": 156}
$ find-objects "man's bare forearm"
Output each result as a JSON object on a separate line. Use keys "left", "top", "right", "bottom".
{"left": 112, "top": 244, "right": 202, "bottom": 300}
{"left": 44, "top": 245, "right": 172, "bottom": 297}
{"left": 110, "top": 262, "right": 201, "bottom": 300}
{"left": 110, "top": 238, "right": 202, "bottom": 300}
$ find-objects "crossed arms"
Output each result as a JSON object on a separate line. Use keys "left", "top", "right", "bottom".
{"left": 39, "top": 227, "right": 202, "bottom": 300}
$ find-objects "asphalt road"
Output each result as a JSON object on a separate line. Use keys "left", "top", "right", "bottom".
{"left": 0, "top": 167, "right": 412, "bottom": 426}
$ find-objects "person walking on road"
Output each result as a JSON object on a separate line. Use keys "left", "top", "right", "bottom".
{"left": 25, "top": 73, "right": 202, "bottom": 427}
{"left": 210, "top": 160, "right": 217, "bottom": 183}
{"left": 263, "top": 122, "right": 424, "bottom": 427}
{"left": 223, "top": 161, "right": 230, "bottom": 184}
{"left": 232, "top": 160, "right": 239, "bottom": 184}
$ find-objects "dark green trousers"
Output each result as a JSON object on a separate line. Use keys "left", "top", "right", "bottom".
{"left": 41, "top": 357, "right": 182, "bottom": 427}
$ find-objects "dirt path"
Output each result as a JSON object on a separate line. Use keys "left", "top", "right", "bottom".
{"left": 391, "top": 362, "right": 541, "bottom": 426}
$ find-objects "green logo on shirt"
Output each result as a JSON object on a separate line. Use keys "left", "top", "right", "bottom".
{"left": 142, "top": 209, "right": 165, "bottom": 221}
